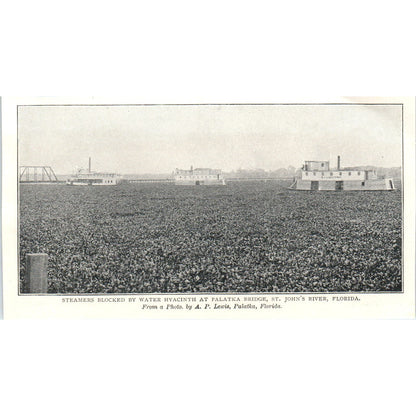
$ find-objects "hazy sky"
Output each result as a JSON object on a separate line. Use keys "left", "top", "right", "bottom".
{"left": 18, "top": 104, "right": 402, "bottom": 174}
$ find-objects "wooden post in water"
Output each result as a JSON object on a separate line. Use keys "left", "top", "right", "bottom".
{"left": 25, "top": 253, "right": 48, "bottom": 293}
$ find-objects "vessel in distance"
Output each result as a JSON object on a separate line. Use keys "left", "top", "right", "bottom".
{"left": 66, "top": 157, "right": 122, "bottom": 186}
{"left": 289, "top": 155, "right": 395, "bottom": 191}
{"left": 174, "top": 166, "right": 226, "bottom": 186}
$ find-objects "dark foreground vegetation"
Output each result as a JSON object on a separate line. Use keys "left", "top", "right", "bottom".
{"left": 20, "top": 181, "right": 402, "bottom": 293}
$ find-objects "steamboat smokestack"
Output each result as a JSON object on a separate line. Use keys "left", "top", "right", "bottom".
{"left": 337, "top": 155, "right": 341, "bottom": 170}
{"left": 89, "top": 157, "right": 91, "bottom": 173}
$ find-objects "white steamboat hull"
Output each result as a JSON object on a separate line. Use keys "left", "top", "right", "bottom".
{"left": 290, "top": 178, "right": 395, "bottom": 191}
{"left": 66, "top": 180, "right": 119, "bottom": 186}
{"left": 174, "top": 179, "right": 226, "bottom": 186}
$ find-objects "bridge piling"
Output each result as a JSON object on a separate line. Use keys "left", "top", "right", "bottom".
{"left": 25, "top": 253, "right": 48, "bottom": 293}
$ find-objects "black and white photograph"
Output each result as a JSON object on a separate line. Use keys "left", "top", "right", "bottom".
{"left": 2, "top": 5, "right": 416, "bottom": 416}
{"left": 17, "top": 102, "right": 403, "bottom": 296}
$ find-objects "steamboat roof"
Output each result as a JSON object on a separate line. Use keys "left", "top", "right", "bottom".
{"left": 302, "top": 156, "right": 377, "bottom": 172}
{"left": 175, "top": 167, "right": 222, "bottom": 174}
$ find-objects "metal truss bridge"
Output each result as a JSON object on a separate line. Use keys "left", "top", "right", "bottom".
{"left": 19, "top": 166, "right": 60, "bottom": 183}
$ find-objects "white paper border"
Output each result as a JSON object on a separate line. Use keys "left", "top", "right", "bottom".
{"left": 2, "top": 96, "right": 415, "bottom": 319}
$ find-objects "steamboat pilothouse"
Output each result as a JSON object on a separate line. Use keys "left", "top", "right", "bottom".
{"left": 66, "top": 158, "right": 122, "bottom": 186}
{"left": 289, "top": 156, "right": 395, "bottom": 191}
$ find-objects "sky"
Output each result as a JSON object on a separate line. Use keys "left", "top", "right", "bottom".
{"left": 18, "top": 104, "right": 402, "bottom": 174}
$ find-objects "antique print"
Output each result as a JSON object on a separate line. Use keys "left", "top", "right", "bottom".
{"left": 2, "top": 97, "right": 415, "bottom": 318}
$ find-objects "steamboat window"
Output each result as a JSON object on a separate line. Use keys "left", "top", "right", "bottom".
{"left": 348, "top": 172, "right": 351, "bottom": 176}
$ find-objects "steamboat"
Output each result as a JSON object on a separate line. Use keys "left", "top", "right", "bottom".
{"left": 174, "top": 166, "right": 226, "bottom": 186}
{"left": 289, "top": 156, "right": 395, "bottom": 191}
{"left": 66, "top": 158, "right": 122, "bottom": 186}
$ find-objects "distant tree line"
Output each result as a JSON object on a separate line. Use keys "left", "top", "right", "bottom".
{"left": 223, "top": 166, "right": 402, "bottom": 179}
{"left": 223, "top": 167, "right": 297, "bottom": 179}
{"left": 57, "top": 166, "right": 401, "bottom": 181}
